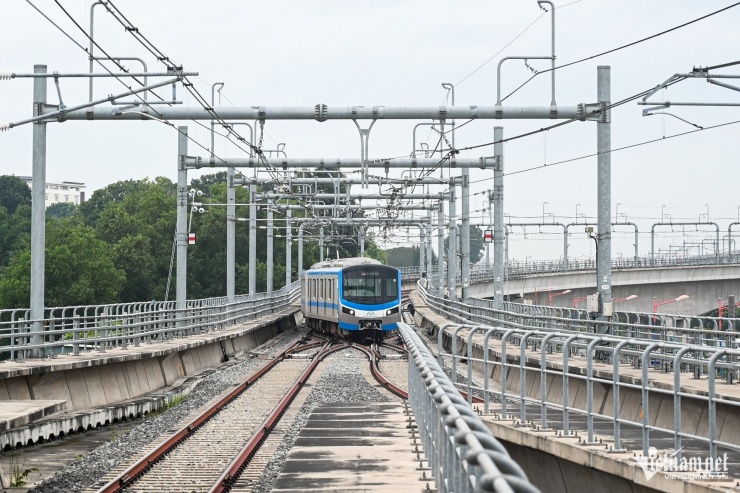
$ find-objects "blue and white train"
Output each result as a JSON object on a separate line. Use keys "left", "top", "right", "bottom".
{"left": 300, "top": 257, "right": 402, "bottom": 340}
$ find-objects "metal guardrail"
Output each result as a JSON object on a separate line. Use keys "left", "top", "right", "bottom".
{"left": 399, "top": 322, "right": 541, "bottom": 493}
{"left": 436, "top": 323, "right": 740, "bottom": 471}
{"left": 416, "top": 284, "right": 740, "bottom": 468}
{"left": 0, "top": 281, "right": 300, "bottom": 361}
{"left": 470, "top": 298, "right": 740, "bottom": 334}
{"left": 419, "top": 283, "right": 740, "bottom": 362}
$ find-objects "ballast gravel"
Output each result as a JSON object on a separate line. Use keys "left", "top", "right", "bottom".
{"left": 25, "top": 327, "right": 308, "bottom": 493}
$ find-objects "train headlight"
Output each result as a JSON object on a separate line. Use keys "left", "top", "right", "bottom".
{"left": 386, "top": 306, "right": 399, "bottom": 316}
{"left": 342, "top": 306, "right": 355, "bottom": 315}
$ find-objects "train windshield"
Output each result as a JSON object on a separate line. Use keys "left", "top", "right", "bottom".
{"left": 342, "top": 267, "right": 398, "bottom": 304}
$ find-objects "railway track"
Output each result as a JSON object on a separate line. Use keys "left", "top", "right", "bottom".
{"left": 93, "top": 332, "right": 410, "bottom": 493}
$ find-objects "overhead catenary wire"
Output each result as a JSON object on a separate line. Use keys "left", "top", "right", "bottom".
{"left": 500, "top": 1, "right": 740, "bottom": 102}
{"left": 464, "top": 116, "right": 740, "bottom": 186}
{"left": 36, "top": 0, "right": 256, "bottom": 181}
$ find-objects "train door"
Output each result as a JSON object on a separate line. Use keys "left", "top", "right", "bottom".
{"left": 319, "top": 277, "right": 325, "bottom": 316}
{"left": 329, "top": 277, "right": 335, "bottom": 318}
{"left": 311, "top": 278, "right": 317, "bottom": 316}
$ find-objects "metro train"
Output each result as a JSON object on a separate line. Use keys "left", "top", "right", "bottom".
{"left": 300, "top": 257, "right": 402, "bottom": 340}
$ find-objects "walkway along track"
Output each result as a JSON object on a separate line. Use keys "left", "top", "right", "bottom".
{"left": 96, "top": 334, "right": 413, "bottom": 493}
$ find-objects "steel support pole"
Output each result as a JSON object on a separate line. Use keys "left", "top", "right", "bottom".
{"left": 437, "top": 202, "right": 445, "bottom": 296}
{"left": 226, "top": 166, "right": 235, "bottom": 303}
{"left": 448, "top": 187, "right": 457, "bottom": 301}
{"left": 319, "top": 227, "right": 324, "bottom": 261}
{"left": 359, "top": 225, "right": 365, "bottom": 257}
{"left": 419, "top": 227, "right": 425, "bottom": 273}
{"left": 248, "top": 183, "right": 257, "bottom": 299}
{"left": 286, "top": 207, "right": 292, "bottom": 288}
{"left": 426, "top": 198, "right": 433, "bottom": 276}
{"left": 30, "top": 65, "right": 47, "bottom": 357}
{"left": 267, "top": 200, "right": 274, "bottom": 294}
{"left": 493, "top": 127, "right": 505, "bottom": 310}
{"left": 597, "top": 66, "right": 613, "bottom": 318}
{"left": 461, "top": 164, "right": 470, "bottom": 300}
{"left": 176, "top": 127, "right": 189, "bottom": 331}
{"left": 426, "top": 224, "right": 433, "bottom": 277}
{"left": 298, "top": 223, "right": 305, "bottom": 276}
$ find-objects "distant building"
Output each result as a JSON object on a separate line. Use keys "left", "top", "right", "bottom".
{"left": 18, "top": 177, "right": 86, "bottom": 208}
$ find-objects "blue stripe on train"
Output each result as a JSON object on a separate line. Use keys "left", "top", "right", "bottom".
{"left": 341, "top": 299, "right": 399, "bottom": 311}
{"left": 339, "top": 321, "right": 398, "bottom": 331}
{"left": 305, "top": 301, "right": 338, "bottom": 309}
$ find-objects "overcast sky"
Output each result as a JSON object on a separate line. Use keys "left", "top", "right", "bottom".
{"left": 2, "top": 0, "right": 740, "bottom": 261}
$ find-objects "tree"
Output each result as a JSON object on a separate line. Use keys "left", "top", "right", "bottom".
{"left": 93, "top": 177, "right": 177, "bottom": 301}
{"left": 0, "top": 217, "right": 124, "bottom": 308}
{"left": 469, "top": 225, "right": 484, "bottom": 264}
{"left": 386, "top": 246, "right": 421, "bottom": 267}
{"left": 189, "top": 171, "right": 227, "bottom": 197}
{"left": 444, "top": 224, "right": 485, "bottom": 265}
{"left": 0, "top": 176, "right": 31, "bottom": 214}
{"left": 46, "top": 202, "right": 78, "bottom": 219}
{"left": 79, "top": 179, "right": 152, "bottom": 227}
{"left": 0, "top": 204, "right": 31, "bottom": 268}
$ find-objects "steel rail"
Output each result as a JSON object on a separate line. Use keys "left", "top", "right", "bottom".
{"left": 95, "top": 335, "right": 324, "bottom": 493}
{"left": 381, "top": 341, "right": 407, "bottom": 353}
{"left": 353, "top": 343, "right": 409, "bottom": 400}
{"left": 209, "top": 341, "right": 350, "bottom": 493}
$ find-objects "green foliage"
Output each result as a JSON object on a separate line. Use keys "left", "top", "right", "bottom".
{"left": 149, "top": 393, "right": 187, "bottom": 417}
{"left": 189, "top": 171, "right": 227, "bottom": 197}
{"left": 444, "top": 224, "right": 485, "bottom": 264}
{"left": 0, "top": 218, "right": 125, "bottom": 308}
{"left": 0, "top": 204, "right": 31, "bottom": 268}
{"left": 469, "top": 225, "right": 484, "bottom": 264}
{"left": 93, "top": 177, "right": 177, "bottom": 302}
{"left": 46, "top": 202, "right": 78, "bottom": 219}
{"left": 79, "top": 178, "right": 152, "bottom": 227}
{"left": 2, "top": 449, "right": 38, "bottom": 487}
{"left": 385, "top": 246, "right": 420, "bottom": 267}
{"left": 0, "top": 175, "right": 31, "bottom": 215}
{"left": 0, "top": 171, "right": 389, "bottom": 308}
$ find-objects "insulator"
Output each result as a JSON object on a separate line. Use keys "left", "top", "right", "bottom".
{"left": 0, "top": 73, "right": 12, "bottom": 81}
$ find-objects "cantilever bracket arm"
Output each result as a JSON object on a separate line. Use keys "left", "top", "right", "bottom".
{"left": 641, "top": 103, "right": 670, "bottom": 116}
{"left": 707, "top": 78, "right": 740, "bottom": 93}
{"left": 641, "top": 74, "right": 685, "bottom": 102}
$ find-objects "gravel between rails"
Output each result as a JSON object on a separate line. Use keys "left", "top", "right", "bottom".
{"left": 246, "top": 350, "right": 393, "bottom": 493}
{"left": 26, "top": 327, "right": 308, "bottom": 493}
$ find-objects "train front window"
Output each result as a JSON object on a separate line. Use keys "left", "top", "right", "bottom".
{"left": 342, "top": 267, "right": 398, "bottom": 304}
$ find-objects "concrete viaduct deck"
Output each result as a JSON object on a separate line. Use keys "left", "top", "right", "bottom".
{"left": 467, "top": 263, "right": 740, "bottom": 316}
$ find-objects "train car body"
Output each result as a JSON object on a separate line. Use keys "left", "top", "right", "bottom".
{"left": 301, "top": 257, "right": 401, "bottom": 340}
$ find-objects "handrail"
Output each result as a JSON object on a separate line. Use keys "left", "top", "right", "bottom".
{"left": 0, "top": 282, "right": 300, "bottom": 361}
{"left": 399, "top": 322, "right": 541, "bottom": 493}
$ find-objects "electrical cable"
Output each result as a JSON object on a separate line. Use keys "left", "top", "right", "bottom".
{"left": 464, "top": 116, "right": 740, "bottom": 185}
{"left": 37, "top": 1, "right": 252, "bottom": 174}
{"left": 500, "top": 1, "right": 740, "bottom": 102}
{"left": 98, "top": 1, "right": 323, "bottom": 218}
